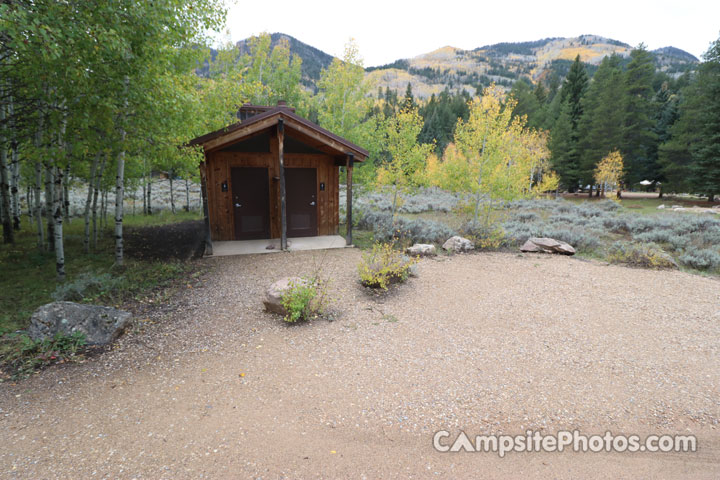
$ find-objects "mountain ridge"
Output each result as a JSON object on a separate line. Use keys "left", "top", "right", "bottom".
{"left": 234, "top": 33, "right": 699, "bottom": 99}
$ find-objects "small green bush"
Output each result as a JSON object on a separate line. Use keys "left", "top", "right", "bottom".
{"left": 358, "top": 243, "right": 416, "bottom": 290}
{"left": 280, "top": 277, "right": 327, "bottom": 323}
{"left": 607, "top": 242, "right": 678, "bottom": 269}
{"left": 52, "top": 272, "right": 121, "bottom": 302}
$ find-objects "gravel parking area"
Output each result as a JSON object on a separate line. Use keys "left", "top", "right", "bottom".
{"left": 1, "top": 250, "right": 719, "bottom": 478}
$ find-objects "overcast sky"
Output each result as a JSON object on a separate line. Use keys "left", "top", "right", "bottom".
{"left": 221, "top": 0, "right": 719, "bottom": 67}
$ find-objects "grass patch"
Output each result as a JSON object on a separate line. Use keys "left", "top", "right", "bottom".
{"left": 0, "top": 211, "right": 203, "bottom": 373}
{"left": 339, "top": 224, "right": 374, "bottom": 250}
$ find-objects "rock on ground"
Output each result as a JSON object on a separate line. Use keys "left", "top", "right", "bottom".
{"left": 520, "top": 237, "right": 576, "bottom": 255}
{"left": 405, "top": 243, "right": 437, "bottom": 257}
{"left": 28, "top": 301, "right": 132, "bottom": 345}
{"left": 263, "top": 277, "right": 306, "bottom": 315}
{"left": 442, "top": 236, "right": 474, "bottom": 253}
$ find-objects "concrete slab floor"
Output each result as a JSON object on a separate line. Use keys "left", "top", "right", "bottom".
{"left": 208, "top": 235, "right": 348, "bottom": 257}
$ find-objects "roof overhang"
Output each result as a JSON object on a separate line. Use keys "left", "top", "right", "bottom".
{"left": 189, "top": 107, "right": 368, "bottom": 161}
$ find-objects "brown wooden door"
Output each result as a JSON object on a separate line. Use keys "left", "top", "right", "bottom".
{"left": 231, "top": 167, "right": 270, "bottom": 240}
{"left": 285, "top": 168, "right": 317, "bottom": 237}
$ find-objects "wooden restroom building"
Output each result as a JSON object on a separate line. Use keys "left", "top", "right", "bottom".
{"left": 189, "top": 102, "right": 368, "bottom": 251}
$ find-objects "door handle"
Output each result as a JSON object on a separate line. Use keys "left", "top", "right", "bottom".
{"left": 235, "top": 203, "right": 242, "bottom": 207}
{"left": 310, "top": 201, "right": 316, "bottom": 206}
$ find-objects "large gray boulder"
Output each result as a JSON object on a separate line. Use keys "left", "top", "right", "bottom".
{"left": 264, "top": 277, "right": 308, "bottom": 315}
{"left": 28, "top": 301, "right": 132, "bottom": 345}
{"left": 406, "top": 243, "right": 437, "bottom": 257}
{"left": 442, "top": 236, "right": 474, "bottom": 253}
{"left": 520, "top": 237, "right": 576, "bottom": 255}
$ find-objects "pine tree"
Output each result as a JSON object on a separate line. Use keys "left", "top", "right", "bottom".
{"left": 562, "top": 55, "right": 589, "bottom": 132}
{"left": 690, "top": 36, "right": 720, "bottom": 201}
{"left": 657, "top": 85, "right": 697, "bottom": 194}
{"left": 622, "top": 45, "right": 659, "bottom": 185}
{"left": 550, "top": 55, "right": 587, "bottom": 191}
{"left": 549, "top": 102, "right": 580, "bottom": 190}
{"left": 403, "top": 83, "right": 415, "bottom": 109}
{"left": 509, "top": 78, "right": 541, "bottom": 128}
{"left": 578, "top": 55, "right": 625, "bottom": 185}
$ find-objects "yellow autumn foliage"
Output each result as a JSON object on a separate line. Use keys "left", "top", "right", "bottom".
{"left": 430, "top": 85, "right": 554, "bottom": 206}
{"left": 594, "top": 150, "right": 624, "bottom": 188}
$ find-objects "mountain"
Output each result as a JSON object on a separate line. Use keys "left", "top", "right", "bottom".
{"left": 229, "top": 33, "right": 699, "bottom": 99}
{"left": 652, "top": 46, "right": 699, "bottom": 70}
{"left": 235, "top": 33, "right": 335, "bottom": 88}
{"left": 365, "top": 35, "right": 699, "bottom": 99}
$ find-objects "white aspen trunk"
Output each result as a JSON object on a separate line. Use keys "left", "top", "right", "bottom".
{"left": 34, "top": 162, "right": 44, "bottom": 248}
{"left": 0, "top": 138, "right": 13, "bottom": 244}
{"left": 101, "top": 189, "right": 106, "bottom": 227}
{"left": 83, "top": 153, "right": 100, "bottom": 253}
{"left": 169, "top": 174, "right": 175, "bottom": 214}
{"left": 184, "top": 178, "right": 190, "bottom": 212}
{"left": 45, "top": 163, "right": 55, "bottom": 251}
{"left": 34, "top": 114, "right": 45, "bottom": 248}
{"left": 0, "top": 98, "right": 13, "bottom": 243}
{"left": 91, "top": 153, "right": 106, "bottom": 250}
{"left": 115, "top": 78, "right": 128, "bottom": 266}
{"left": 53, "top": 113, "right": 68, "bottom": 280}
{"left": 473, "top": 138, "right": 488, "bottom": 224}
{"left": 52, "top": 166, "right": 65, "bottom": 281}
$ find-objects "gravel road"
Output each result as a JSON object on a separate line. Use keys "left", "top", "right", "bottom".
{"left": 1, "top": 250, "right": 719, "bottom": 478}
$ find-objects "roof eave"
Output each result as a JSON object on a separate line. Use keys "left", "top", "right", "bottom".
{"left": 187, "top": 109, "right": 368, "bottom": 161}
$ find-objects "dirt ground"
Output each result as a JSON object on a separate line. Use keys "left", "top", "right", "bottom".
{"left": 1, "top": 249, "right": 719, "bottom": 479}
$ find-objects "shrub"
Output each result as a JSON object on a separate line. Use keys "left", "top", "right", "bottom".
{"left": 358, "top": 211, "right": 456, "bottom": 245}
{"left": 633, "top": 230, "right": 673, "bottom": 245}
{"left": 602, "top": 215, "right": 631, "bottom": 233}
{"left": 348, "top": 187, "right": 463, "bottom": 215}
{"left": 280, "top": 277, "right": 328, "bottom": 323}
{"left": 552, "top": 202, "right": 577, "bottom": 214}
{"left": 515, "top": 211, "right": 540, "bottom": 223}
{"left": 4, "top": 332, "right": 87, "bottom": 378}
{"left": 574, "top": 203, "right": 607, "bottom": 218}
{"left": 460, "top": 220, "right": 506, "bottom": 250}
{"left": 699, "top": 228, "right": 720, "bottom": 246}
{"left": 52, "top": 272, "right": 121, "bottom": 301}
{"left": 607, "top": 242, "right": 678, "bottom": 269}
{"left": 502, "top": 219, "right": 540, "bottom": 245}
{"left": 358, "top": 243, "right": 416, "bottom": 290}
{"left": 678, "top": 249, "right": 720, "bottom": 270}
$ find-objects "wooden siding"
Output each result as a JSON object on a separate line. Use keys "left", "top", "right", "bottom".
{"left": 204, "top": 128, "right": 340, "bottom": 241}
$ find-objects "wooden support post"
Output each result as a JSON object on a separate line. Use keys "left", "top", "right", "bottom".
{"left": 346, "top": 153, "right": 354, "bottom": 246}
{"left": 199, "top": 160, "right": 212, "bottom": 255}
{"left": 278, "top": 119, "right": 287, "bottom": 250}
